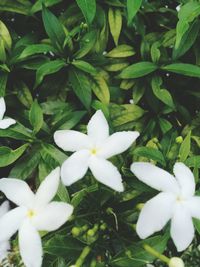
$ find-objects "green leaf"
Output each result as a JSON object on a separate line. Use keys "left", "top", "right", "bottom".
{"left": 31, "top": 0, "right": 62, "bottom": 14}
{"left": 75, "top": 0, "right": 96, "bottom": 25}
{"left": 119, "top": 62, "right": 158, "bottom": 79}
{"left": 41, "top": 143, "right": 67, "bottom": 166}
{"left": 19, "top": 44, "right": 56, "bottom": 59}
{"left": 133, "top": 147, "right": 166, "bottom": 166}
{"left": 111, "top": 234, "right": 169, "bottom": 267}
{"left": 0, "top": 71, "right": 8, "bottom": 97}
{"left": 15, "top": 81, "right": 33, "bottom": 108}
{"left": 9, "top": 145, "right": 42, "bottom": 179}
{"left": 110, "top": 104, "right": 145, "bottom": 128}
{"left": 127, "top": 0, "right": 142, "bottom": 25}
{"left": 0, "top": 144, "right": 29, "bottom": 167}
{"left": 35, "top": 60, "right": 66, "bottom": 87}
{"left": 0, "top": 123, "right": 33, "bottom": 141}
{"left": 186, "top": 156, "right": 200, "bottom": 168}
{"left": 162, "top": 63, "right": 200, "bottom": 78}
{"left": 0, "top": 0, "right": 31, "bottom": 15}
{"left": 151, "top": 76, "right": 175, "bottom": 109}
{"left": 44, "top": 235, "right": 83, "bottom": 258}
{"left": 175, "top": 2, "right": 200, "bottom": 49}
{"left": 42, "top": 5, "right": 66, "bottom": 51}
{"left": 74, "top": 30, "right": 97, "bottom": 59}
{"left": 29, "top": 100, "right": 44, "bottom": 134}
{"left": 173, "top": 20, "right": 200, "bottom": 59}
{"left": 90, "top": 75, "right": 110, "bottom": 104}
{"left": 179, "top": 131, "right": 191, "bottom": 162}
{"left": 159, "top": 118, "right": 172, "bottom": 134}
{"left": 68, "top": 67, "right": 92, "bottom": 109}
{"left": 0, "top": 20, "right": 12, "bottom": 51}
{"left": 106, "top": 44, "right": 135, "bottom": 58}
{"left": 108, "top": 8, "right": 122, "bottom": 46}
{"left": 72, "top": 60, "right": 97, "bottom": 74}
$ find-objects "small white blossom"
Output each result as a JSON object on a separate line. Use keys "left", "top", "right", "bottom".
{"left": 0, "top": 167, "right": 73, "bottom": 267}
{"left": 0, "top": 98, "right": 16, "bottom": 129}
{"left": 169, "top": 257, "right": 184, "bottom": 267}
{"left": 0, "top": 201, "right": 10, "bottom": 262}
{"left": 176, "top": 5, "right": 181, "bottom": 12}
{"left": 54, "top": 110, "right": 139, "bottom": 192}
{"left": 131, "top": 162, "right": 200, "bottom": 251}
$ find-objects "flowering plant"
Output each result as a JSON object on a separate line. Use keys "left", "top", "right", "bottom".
{"left": 0, "top": 0, "right": 200, "bottom": 266}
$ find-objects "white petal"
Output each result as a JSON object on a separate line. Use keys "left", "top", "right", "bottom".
{"left": 33, "top": 202, "right": 73, "bottom": 231}
{"left": 0, "top": 178, "right": 35, "bottom": 207}
{"left": 131, "top": 162, "right": 179, "bottom": 194}
{"left": 0, "top": 201, "right": 9, "bottom": 218}
{"left": 136, "top": 192, "right": 175, "bottom": 239}
{"left": 0, "top": 118, "right": 16, "bottom": 129}
{"left": 173, "top": 162, "right": 195, "bottom": 198}
{"left": 61, "top": 150, "right": 90, "bottom": 186}
{"left": 87, "top": 110, "right": 109, "bottom": 145}
{"left": 0, "top": 98, "right": 5, "bottom": 120}
{"left": 99, "top": 131, "right": 139, "bottom": 159}
{"left": 0, "top": 240, "right": 10, "bottom": 262}
{"left": 89, "top": 157, "right": 124, "bottom": 192}
{"left": 19, "top": 220, "right": 42, "bottom": 267}
{"left": 34, "top": 167, "right": 60, "bottom": 209}
{"left": 0, "top": 207, "right": 26, "bottom": 242}
{"left": 185, "top": 196, "right": 200, "bottom": 219}
{"left": 171, "top": 204, "right": 194, "bottom": 251}
{"left": 54, "top": 130, "right": 91, "bottom": 152}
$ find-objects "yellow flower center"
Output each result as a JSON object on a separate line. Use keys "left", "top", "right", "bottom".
{"left": 27, "top": 209, "right": 36, "bottom": 218}
{"left": 176, "top": 196, "right": 185, "bottom": 203}
{"left": 90, "top": 148, "right": 98, "bottom": 155}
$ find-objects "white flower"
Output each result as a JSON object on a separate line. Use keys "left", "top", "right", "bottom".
{"left": 168, "top": 257, "right": 184, "bottom": 267}
{"left": 0, "top": 98, "right": 16, "bottom": 129}
{"left": 0, "top": 167, "right": 74, "bottom": 267}
{"left": 0, "top": 201, "right": 10, "bottom": 262}
{"left": 131, "top": 162, "right": 200, "bottom": 251}
{"left": 54, "top": 110, "right": 139, "bottom": 192}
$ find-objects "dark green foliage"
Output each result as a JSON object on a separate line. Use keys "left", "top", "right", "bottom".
{"left": 0, "top": 0, "right": 200, "bottom": 266}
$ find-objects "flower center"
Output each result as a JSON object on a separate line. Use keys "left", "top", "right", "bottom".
{"left": 27, "top": 209, "right": 36, "bottom": 218}
{"left": 90, "top": 148, "right": 98, "bottom": 155}
{"left": 176, "top": 195, "right": 185, "bottom": 203}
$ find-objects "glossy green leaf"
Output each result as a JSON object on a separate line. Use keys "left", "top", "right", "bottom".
{"left": 75, "top": 0, "right": 96, "bottom": 25}
{"left": 29, "top": 100, "right": 44, "bottom": 134}
{"left": 35, "top": 60, "right": 66, "bottom": 87}
{"left": 162, "top": 63, "right": 200, "bottom": 78}
{"left": 120, "top": 62, "right": 158, "bottom": 79}
{"left": 42, "top": 5, "right": 66, "bottom": 51}
{"left": 108, "top": 8, "right": 122, "bottom": 46}
{"left": 0, "top": 144, "right": 29, "bottom": 167}
{"left": 127, "top": 0, "right": 142, "bottom": 25}
{"left": 68, "top": 67, "right": 92, "bottom": 109}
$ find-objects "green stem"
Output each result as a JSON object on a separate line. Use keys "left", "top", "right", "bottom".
{"left": 75, "top": 246, "right": 91, "bottom": 267}
{"left": 143, "top": 244, "right": 170, "bottom": 264}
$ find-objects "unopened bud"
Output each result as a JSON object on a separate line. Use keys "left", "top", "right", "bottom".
{"left": 176, "top": 136, "right": 183, "bottom": 144}
{"left": 71, "top": 227, "right": 81, "bottom": 237}
{"left": 168, "top": 257, "right": 184, "bottom": 267}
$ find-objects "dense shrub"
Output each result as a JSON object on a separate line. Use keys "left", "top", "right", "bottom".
{"left": 0, "top": 0, "right": 200, "bottom": 266}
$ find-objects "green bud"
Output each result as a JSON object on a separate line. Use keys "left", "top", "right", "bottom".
{"left": 176, "top": 136, "right": 183, "bottom": 144}
{"left": 100, "top": 223, "right": 107, "bottom": 231}
{"left": 71, "top": 227, "right": 81, "bottom": 237}
{"left": 168, "top": 257, "right": 184, "bottom": 267}
{"left": 136, "top": 203, "right": 144, "bottom": 210}
{"left": 81, "top": 224, "right": 89, "bottom": 231}
{"left": 87, "top": 229, "right": 95, "bottom": 237}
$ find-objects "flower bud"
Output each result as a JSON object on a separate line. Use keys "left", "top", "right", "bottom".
{"left": 176, "top": 136, "right": 183, "bottom": 144}
{"left": 168, "top": 257, "right": 184, "bottom": 267}
{"left": 87, "top": 229, "right": 95, "bottom": 237}
{"left": 71, "top": 227, "right": 81, "bottom": 237}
